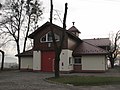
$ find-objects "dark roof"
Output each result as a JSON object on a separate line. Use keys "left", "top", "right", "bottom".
{"left": 73, "top": 41, "right": 108, "bottom": 56}
{"left": 15, "top": 49, "right": 33, "bottom": 57}
{"left": 29, "top": 21, "right": 81, "bottom": 41}
{"left": 83, "top": 38, "right": 111, "bottom": 47}
{"left": 28, "top": 22, "right": 51, "bottom": 38}
{"left": 68, "top": 26, "right": 81, "bottom": 33}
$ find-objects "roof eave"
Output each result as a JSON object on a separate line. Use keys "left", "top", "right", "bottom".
{"left": 73, "top": 53, "right": 108, "bottom": 57}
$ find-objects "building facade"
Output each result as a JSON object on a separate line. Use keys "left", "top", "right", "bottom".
{"left": 17, "top": 22, "right": 110, "bottom": 73}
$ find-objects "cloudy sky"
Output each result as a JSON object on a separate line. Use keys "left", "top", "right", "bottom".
{"left": 41, "top": 0, "right": 120, "bottom": 39}
{"left": 1, "top": 0, "right": 120, "bottom": 39}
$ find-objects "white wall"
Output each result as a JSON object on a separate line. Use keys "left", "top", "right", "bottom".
{"left": 68, "top": 38, "right": 77, "bottom": 49}
{"left": 82, "top": 55, "right": 106, "bottom": 71}
{"left": 60, "top": 49, "right": 73, "bottom": 71}
{"left": 21, "top": 57, "right": 33, "bottom": 69}
{"left": 33, "top": 51, "right": 41, "bottom": 71}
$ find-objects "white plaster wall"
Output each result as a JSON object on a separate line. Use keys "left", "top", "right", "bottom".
{"left": 68, "top": 38, "right": 77, "bottom": 49}
{"left": 21, "top": 57, "right": 33, "bottom": 69}
{"left": 82, "top": 55, "right": 106, "bottom": 70}
{"left": 33, "top": 51, "right": 41, "bottom": 70}
{"left": 60, "top": 49, "right": 73, "bottom": 71}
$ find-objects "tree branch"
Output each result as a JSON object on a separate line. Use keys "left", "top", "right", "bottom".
{"left": 50, "top": 0, "right": 53, "bottom": 23}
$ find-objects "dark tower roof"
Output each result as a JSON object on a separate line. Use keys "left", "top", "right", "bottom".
{"left": 68, "top": 26, "right": 81, "bottom": 33}
{"left": 68, "top": 22, "right": 81, "bottom": 33}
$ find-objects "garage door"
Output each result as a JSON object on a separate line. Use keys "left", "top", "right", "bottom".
{"left": 41, "top": 51, "right": 55, "bottom": 72}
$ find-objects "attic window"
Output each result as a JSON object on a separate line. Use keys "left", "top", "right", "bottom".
{"left": 40, "top": 31, "right": 60, "bottom": 42}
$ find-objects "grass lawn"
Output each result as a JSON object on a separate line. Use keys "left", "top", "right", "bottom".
{"left": 115, "top": 66, "right": 120, "bottom": 72}
{"left": 47, "top": 76, "right": 120, "bottom": 86}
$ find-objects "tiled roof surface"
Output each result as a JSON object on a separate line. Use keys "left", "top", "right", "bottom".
{"left": 73, "top": 41, "right": 108, "bottom": 56}
{"left": 68, "top": 26, "right": 81, "bottom": 33}
{"left": 83, "top": 38, "right": 111, "bottom": 46}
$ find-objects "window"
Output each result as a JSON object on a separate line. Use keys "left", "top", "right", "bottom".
{"left": 69, "top": 57, "right": 73, "bottom": 65}
{"left": 74, "top": 57, "right": 81, "bottom": 64}
{"left": 48, "top": 32, "right": 52, "bottom": 41}
{"left": 40, "top": 31, "right": 60, "bottom": 42}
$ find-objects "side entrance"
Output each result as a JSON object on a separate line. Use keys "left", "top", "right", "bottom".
{"left": 41, "top": 51, "right": 55, "bottom": 72}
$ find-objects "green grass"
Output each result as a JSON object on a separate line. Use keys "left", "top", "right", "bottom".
{"left": 115, "top": 66, "right": 120, "bottom": 72}
{"left": 47, "top": 76, "right": 120, "bottom": 86}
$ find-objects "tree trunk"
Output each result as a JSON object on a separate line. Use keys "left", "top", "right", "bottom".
{"left": 50, "top": 0, "right": 53, "bottom": 23}
{"left": 54, "top": 3, "right": 68, "bottom": 78}
{"left": 0, "top": 50, "right": 4, "bottom": 70}
{"left": 16, "top": 41, "right": 21, "bottom": 70}
{"left": 18, "top": 56, "right": 21, "bottom": 70}
{"left": 109, "top": 53, "right": 114, "bottom": 68}
{"left": 23, "top": 15, "right": 31, "bottom": 52}
{"left": 49, "top": 0, "right": 68, "bottom": 78}
{"left": 110, "top": 58, "right": 114, "bottom": 68}
{"left": 54, "top": 52, "right": 60, "bottom": 78}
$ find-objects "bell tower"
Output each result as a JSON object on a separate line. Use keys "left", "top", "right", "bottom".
{"left": 68, "top": 22, "right": 81, "bottom": 37}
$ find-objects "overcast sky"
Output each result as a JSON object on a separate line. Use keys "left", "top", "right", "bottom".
{"left": 1, "top": 0, "right": 120, "bottom": 39}
{"left": 1, "top": 0, "right": 120, "bottom": 63}
{"left": 41, "top": 0, "right": 120, "bottom": 39}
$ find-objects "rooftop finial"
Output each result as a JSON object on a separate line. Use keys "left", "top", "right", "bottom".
{"left": 72, "top": 22, "right": 75, "bottom": 26}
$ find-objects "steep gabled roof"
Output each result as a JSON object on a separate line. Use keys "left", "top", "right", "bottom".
{"left": 73, "top": 41, "right": 108, "bottom": 56}
{"left": 28, "top": 21, "right": 81, "bottom": 41}
{"left": 83, "top": 38, "right": 111, "bottom": 47}
{"left": 28, "top": 22, "right": 51, "bottom": 38}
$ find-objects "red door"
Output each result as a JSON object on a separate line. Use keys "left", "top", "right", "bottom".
{"left": 41, "top": 51, "right": 55, "bottom": 72}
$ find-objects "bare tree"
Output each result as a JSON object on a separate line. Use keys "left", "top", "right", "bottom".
{"left": 0, "top": 0, "right": 43, "bottom": 70}
{"left": 23, "top": 0, "right": 43, "bottom": 52}
{"left": 0, "top": 50, "right": 4, "bottom": 70}
{"left": 108, "top": 30, "right": 120, "bottom": 68}
{"left": 50, "top": 0, "right": 68, "bottom": 78}
{"left": 0, "top": 3, "right": 2, "bottom": 9}
{"left": 0, "top": 3, "right": 5, "bottom": 71}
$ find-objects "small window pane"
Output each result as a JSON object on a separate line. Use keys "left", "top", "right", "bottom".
{"left": 40, "top": 31, "right": 60, "bottom": 42}
{"left": 74, "top": 57, "right": 81, "bottom": 64}
{"left": 48, "top": 32, "right": 53, "bottom": 41}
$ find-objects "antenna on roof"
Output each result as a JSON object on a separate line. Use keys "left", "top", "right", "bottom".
{"left": 72, "top": 22, "right": 75, "bottom": 26}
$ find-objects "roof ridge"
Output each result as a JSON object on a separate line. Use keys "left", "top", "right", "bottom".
{"left": 83, "top": 38, "right": 109, "bottom": 40}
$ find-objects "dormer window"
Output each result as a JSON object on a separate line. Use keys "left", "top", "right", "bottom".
{"left": 40, "top": 31, "right": 60, "bottom": 42}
